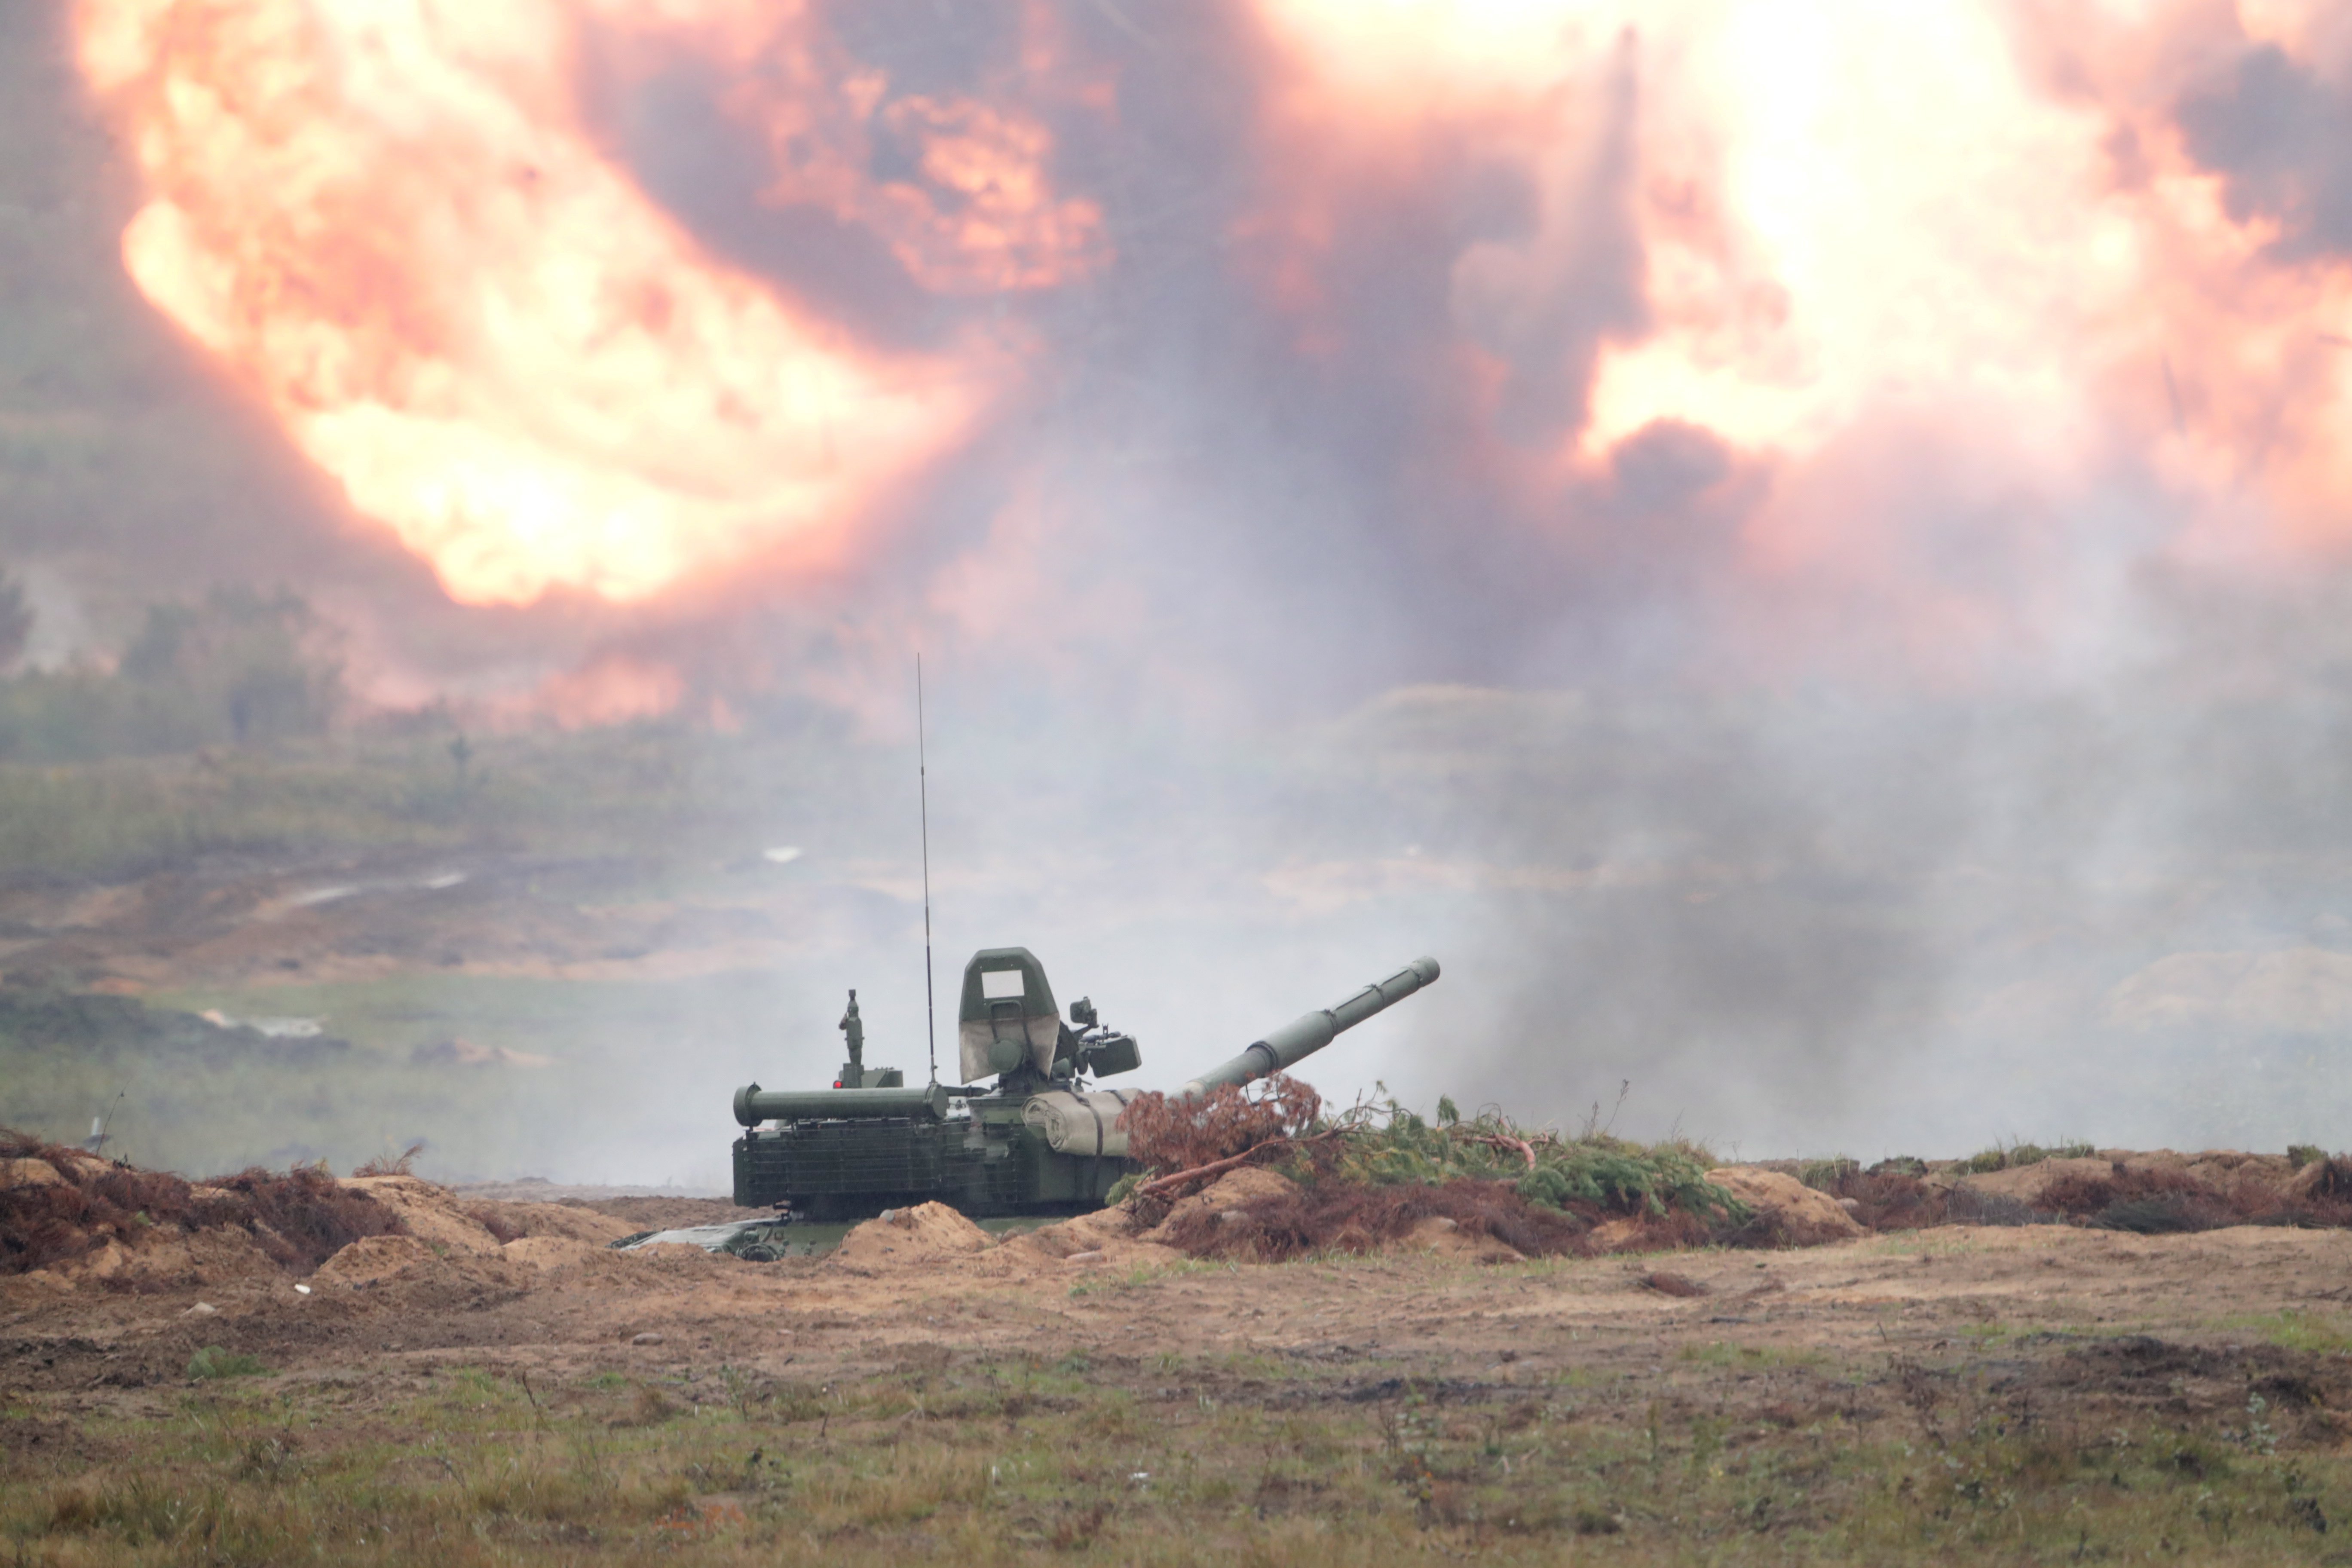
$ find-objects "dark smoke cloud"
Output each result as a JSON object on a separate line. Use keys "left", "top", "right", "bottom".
{"left": 589, "top": 0, "right": 1692, "bottom": 700}
{"left": 1448, "top": 31, "right": 1651, "bottom": 445}
{"left": 2178, "top": 44, "right": 2352, "bottom": 261}
{"left": 607, "top": 62, "right": 946, "bottom": 352}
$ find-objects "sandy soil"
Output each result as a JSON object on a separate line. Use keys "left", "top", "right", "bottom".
{"left": 450, "top": 1182, "right": 766, "bottom": 1234}
{"left": 8, "top": 1171, "right": 2352, "bottom": 1446}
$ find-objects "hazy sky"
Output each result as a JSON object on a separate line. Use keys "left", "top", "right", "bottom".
{"left": 12, "top": 0, "right": 2352, "bottom": 1164}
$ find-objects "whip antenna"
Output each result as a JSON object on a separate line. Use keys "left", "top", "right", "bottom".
{"left": 918, "top": 655, "right": 937, "bottom": 1086}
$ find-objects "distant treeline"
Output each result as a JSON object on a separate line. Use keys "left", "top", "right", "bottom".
{"left": 0, "top": 575, "right": 343, "bottom": 762}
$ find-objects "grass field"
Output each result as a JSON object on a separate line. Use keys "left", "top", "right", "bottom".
{"left": 7, "top": 1330, "right": 2350, "bottom": 1565}
{"left": 0, "top": 720, "right": 866, "bottom": 880}
{"left": 0, "top": 715, "right": 894, "bottom": 1184}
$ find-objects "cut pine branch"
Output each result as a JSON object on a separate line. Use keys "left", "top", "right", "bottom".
{"left": 1133, "top": 1128, "right": 1343, "bottom": 1200}
{"left": 1474, "top": 1132, "right": 1537, "bottom": 1170}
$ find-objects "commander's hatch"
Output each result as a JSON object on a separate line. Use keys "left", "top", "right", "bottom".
{"left": 958, "top": 947, "right": 1059, "bottom": 1084}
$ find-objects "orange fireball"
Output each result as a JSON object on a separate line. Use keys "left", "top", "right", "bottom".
{"left": 72, "top": 0, "right": 1059, "bottom": 606}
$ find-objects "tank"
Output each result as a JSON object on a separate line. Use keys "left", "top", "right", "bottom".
{"left": 730, "top": 950, "right": 1440, "bottom": 1219}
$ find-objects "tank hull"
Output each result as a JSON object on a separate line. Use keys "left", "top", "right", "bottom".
{"left": 732, "top": 1116, "right": 1131, "bottom": 1220}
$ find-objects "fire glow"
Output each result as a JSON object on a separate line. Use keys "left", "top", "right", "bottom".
{"left": 1249, "top": 0, "right": 2352, "bottom": 551}
{"left": 73, "top": 0, "right": 2352, "bottom": 612}
{"left": 70, "top": 0, "right": 1075, "bottom": 606}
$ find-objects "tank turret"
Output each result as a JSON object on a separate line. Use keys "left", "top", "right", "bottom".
{"left": 729, "top": 950, "right": 1439, "bottom": 1220}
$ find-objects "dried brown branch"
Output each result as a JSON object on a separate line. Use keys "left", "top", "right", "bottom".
{"left": 1133, "top": 1127, "right": 1343, "bottom": 1199}
{"left": 1117, "top": 1075, "right": 1323, "bottom": 1173}
{"left": 1473, "top": 1133, "right": 1537, "bottom": 1170}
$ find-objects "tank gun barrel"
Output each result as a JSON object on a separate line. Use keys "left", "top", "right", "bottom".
{"left": 1178, "top": 956, "right": 1440, "bottom": 1099}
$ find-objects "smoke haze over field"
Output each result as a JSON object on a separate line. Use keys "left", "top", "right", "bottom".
{"left": 8, "top": 0, "right": 2352, "bottom": 1173}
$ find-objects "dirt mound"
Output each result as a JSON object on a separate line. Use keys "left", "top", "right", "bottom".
{"left": 328, "top": 1175, "right": 636, "bottom": 1252}
{"left": 2029, "top": 1161, "right": 2352, "bottom": 1233}
{"left": 1034, "top": 1205, "right": 1144, "bottom": 1255}
{"left": 2030, "top": 1166, "right": 2239, "bottom": 1232}
{"left": 314, "top": 1234, "right": 441, "bottom": 1288}
{"left": 3, "top": 1157, "right": 69, "bottom": 1188}
{"left": 1962, "top": 1156, "right": 2116, "bottom": 1204}
{"left": 1401, "top": 1214, "right": 1529, "bottom": 1263}
{"left": 339, "top": 1175, "right": 503, "bottom": 1254}
{"left": 1582, "top": 1211, "right": 1720, "bottom": 1253}
{"left": 2288, "top": 1156, "right": 2352, "bottom": 1202}
{"left": 1811, "top": 1152, "right": 2352, "bottom": 1234}
{"left": 1961, "top": 1151, "right": 2295, "bottom": 1204}
{"left": 446, "top": 1185, "right": 772, "bottom": 1237}
{"left": 1708, "top": 1167, "right": 1868, "bottom": 1246}
{"left": 0, "top": 1133, "right": 635, "bottom": 1297}
{"left": 1152, "top": 1170, "right": 1589, "bottom": 1263}
{"left": 459, "top": 1199, "right": 637, "bottom": 1247}
{"left": 830, "top": 1202, "right": 995, "bottom": 1271}
{"left": 981, "top": 1200, "right": 1171, "bottom": 1278}
{"left": 1136, "top": 1162, "right": 1898, "bottom": 1263}
{"left": 564, "top": 1196, "right": 772, "bottom": 1232}
{"left": 309, "top": 1179, "right": 651, "bottom": 1295}
{"left": 1, "top": 1127, "right": 403, "bottom": 1284}
{"left": 303, "top": 1232, "right": 549, "bottom": 1311}
{"left": 1144, "top": 1165, "right": 1301, "bottom": 1234}
{"left": 1001, "top": 1207, "right": 1142, "bottom": 1261}
{"left": 498, "top": 1235, "right": 605, "bottom": 1271}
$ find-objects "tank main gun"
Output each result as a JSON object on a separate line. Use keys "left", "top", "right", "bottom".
{"left": 1178, "top": 956, "right": 1441, "bottom": 1099}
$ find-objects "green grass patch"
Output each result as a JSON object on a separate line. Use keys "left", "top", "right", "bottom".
{"left": 1963, "top": 1140, "right": 2099, "bottom": 1173}
{"left": 2214, "top": 1310, "right": 2352, "bottom": 1357}
{"left": 1324, "top": 1101, "right": 1740, "bottom": 1225}
{"left": 13, "top": 1348, "right": 2352, "bottom": 1564}
{"left": 1069, "top": 1259, "right": 1222, "bottom": 1298}
{"left": 1676, "top": 1340, "right": 1828, "bottom": 1371}
{"left": 184, "top": 1346, "right": 267, "bottom": 1380}
{"left": 1800, "top": 1157, "right": 1860, "bottom": 1190}
{"left": 1957, "top": 1321, "right": 2021, "bottom": 1344}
